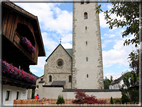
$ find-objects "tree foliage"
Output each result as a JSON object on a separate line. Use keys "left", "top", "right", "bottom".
{"left": 128, "top": 49, "right": 139, "bottom": 78}
{"left": 104, "top": 76, "right": 113, "bottom": 89}
{"left": 56, "top": 95, "right": 65, "bottom": 104}
{"left": 121, "top": 92, "right": 130, "bottom": 104}
{"left": 72, "top": 90, "right": 105, "bottom": 104}
{"left": 110, "top": 97, "right": 114, "bottom": 104}
{"left": 96, "top": 2, "right": 139, "bottom": 47}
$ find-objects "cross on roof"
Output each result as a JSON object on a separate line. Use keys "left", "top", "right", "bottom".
{"left": 60, "top": 38, "right": 62, "bottom": 44}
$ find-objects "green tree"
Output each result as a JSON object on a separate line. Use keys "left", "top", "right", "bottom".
{"left": 128, "top": 49, "right": 139, "bottom": 83}
{"left": 110, "top": 97, "right": 114, "bottom": 104}
{"left": 104, "top": 76, "right": 112, "bottom": 89}
{"left": 110, "top": 76, "right": 113, "bottom": 82}
{"left": 96, "top": 2, "right": 140, "bottom": 47}
{"left": 96, "top": 2, "right": 140, "bottom": 103}
{"left": 56, "top": 95, "right": 65, "bottom": 104}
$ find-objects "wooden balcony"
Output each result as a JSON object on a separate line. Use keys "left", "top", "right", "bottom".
{"left": 2, "top": 33, "right": 37, "bottom": 65}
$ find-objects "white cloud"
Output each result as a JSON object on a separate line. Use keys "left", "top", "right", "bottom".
{"left": 104, "top": 73, "right": 121, "bottom": 80}
{"left": 61, "top": 33, "right": 72, "bottom": 43}
{"left": 31, "top": 69, "right": 39, "bottom": 73}
{"left": 102, "top": 39, "right": 112, "bottom": 48}
{"left": 102, "top": 35, "right": 138, "bottom": 68}
{"left": 16, "top": 3, "right": 72, "bottom": 34}
{"left": 62, "top": 43, "right": 72, "bottom": 49}
{"left": 42, "top": 32, "right": 58, "bottom": 51}
{"left": 109, "top": 34, "right": 116, "bottom": 38}
{"left": 99, "top": 12, "right": 108, "bottom": 28}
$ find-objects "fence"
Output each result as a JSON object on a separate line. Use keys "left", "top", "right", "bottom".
{"left": 13, "top": 98, "right": 140, "bottom": 107}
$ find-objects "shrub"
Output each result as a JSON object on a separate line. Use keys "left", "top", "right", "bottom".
{"left": 56, "top": 95, "right": 65, "bottom": 104}
{"left": 115, "top": 98, "right": 121, "bottom": 104}
{"left": 72, "top": 90, "right": 104, "bottom": 104}
{"left": 121, "top": 92, "right": 130, "bottom": 104}
{"left": 110, "top": 97, "right": 114, "bottom": 104}
{"left": 129, "top": 88, "right": 139, "bottom": 103}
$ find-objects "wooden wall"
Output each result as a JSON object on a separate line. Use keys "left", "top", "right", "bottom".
{"left": 2, "top": 6, "right": 39, "bottom": 67}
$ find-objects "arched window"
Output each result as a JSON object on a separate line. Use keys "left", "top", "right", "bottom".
{"left": 85, "top": 26, "right": 87, "bottom": 30}
{"left": 87, "top": 74, "right": 89, "bottom": 78}
{"left": 16, "top": 23, "right": 35, "bottom": 46}
{"left": 49, "top": 75, "right": 52, "bottom": 82}
{"left": 69, "top": 75, "right": 72, "bottom": 82}
{"left": 86, "top": 57, "right": 88, "bottom": 61}
{"left": 84, "top": 12, "right": 88, "bottom": 19}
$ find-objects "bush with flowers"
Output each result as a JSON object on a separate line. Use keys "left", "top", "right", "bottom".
{"left": 1, "top": 59, "right": 36, "bottom": 84}
{"left": 20, "top": 36, "right": 35, "bottom": 53}
{"left": 72, "top": 90, "right": 105, "bottom": 104}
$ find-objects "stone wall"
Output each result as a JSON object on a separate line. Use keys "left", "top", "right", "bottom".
{"left": 44, "top": 45, "right": 72, "bottom": 89}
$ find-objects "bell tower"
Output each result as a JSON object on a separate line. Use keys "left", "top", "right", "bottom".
{"left": 72, "top": 0, "right": 104, "bottom": 89}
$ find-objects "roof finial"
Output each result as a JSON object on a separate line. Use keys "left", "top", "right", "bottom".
{"left": 60, "top": 38, "right": 62, "bottom": 44}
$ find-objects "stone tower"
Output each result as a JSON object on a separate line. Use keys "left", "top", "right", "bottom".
{"left": 72, "top": 1, "right": 104, "bottom": 89}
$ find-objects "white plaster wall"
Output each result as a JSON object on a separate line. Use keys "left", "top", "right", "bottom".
{"left": 109, "top": 80, "right": 127, "bottom": 89}
{"left": 72, "top": 2, "right": 104, "bottom": 89}
{"left": 63, "top": 91, "right": 121, "bottom": 99}
{"left": 37, "top": 86, "right": 121, "bottom": 99}
{"left": 3, "top": 85, "right": 28, "bottom": 106}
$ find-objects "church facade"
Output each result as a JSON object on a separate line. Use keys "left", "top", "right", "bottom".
{"left": 36, "top": 1, "right": 104, "bottom": 90}
{"left": 44, "top": 44, "right": 72, "bottom": 89}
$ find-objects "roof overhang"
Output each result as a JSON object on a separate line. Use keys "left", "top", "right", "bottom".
{"left": 2, "top": 1, "right": 45, "bottom": 56}
{"left": 2, "top": 76, "right": 36, "bottom": 89}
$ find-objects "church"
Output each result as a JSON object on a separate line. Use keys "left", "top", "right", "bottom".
{"left": 36, "top": 1, "right": 104, "bottom": 90}
{"left": 35, "top": 1, "right": 122, "bottom": 99}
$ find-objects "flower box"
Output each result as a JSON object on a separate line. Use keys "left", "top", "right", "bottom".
{"left": 20, "top": 36, "right": 35, "bottom": 53}
{"left": 1, "top": 59, "right": 36, "bottom": 84}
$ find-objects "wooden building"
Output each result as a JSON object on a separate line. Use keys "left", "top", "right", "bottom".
{"left": 2, "top": 1, "right": 45, "bottom": 105}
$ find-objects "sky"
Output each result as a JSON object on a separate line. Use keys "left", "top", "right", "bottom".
{"left": 14, "top": 1, "right": 139, "bottom": 80}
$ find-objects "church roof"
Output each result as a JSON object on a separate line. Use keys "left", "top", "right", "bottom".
{"left": 51, "top": 81, "right": 66, "bottom": 86}
{"left": 65, "top": 49, "right": 72, "bottom": 57}
{"left": 45, "top": 44, "right": 72, "bottom": 61}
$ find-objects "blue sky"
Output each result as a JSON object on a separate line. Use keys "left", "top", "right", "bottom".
{"left": 15, "top": 2, "right": 138, "bottom": 80}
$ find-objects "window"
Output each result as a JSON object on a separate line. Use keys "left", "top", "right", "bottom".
{"left": 87, "top": 74, "right": 89, "bottom": 78}
{"left": 49, "top": 75, "right": 52, "bottom": 82}
{"left": 58, "top": 60, "right": 63, "bottom": 66}
{"left": 57, "top": 59, "right": 64, "bottom": 67}
{"left": 85, "top": 26, "right": 87, "bottom": 30}
{"left": 37, "top": 85, "right": 39, "bottom": 88}
{"left": 86, "top": 41, "right": 87, "bottom": 45}
{"left": 5, "top": 91, "right": 10, "bottom": 101}
{"left": 84, "top": 12, "right": 88, "bottom": 19}
{"left": 41, "top": 78, "right": 43, "bottom": 81}
{"left": 86, "top": 0, "right": 90, "bottom": 3}
{"left": 69, "top": 75, "right": 72, "bottom": 82}
{"left": 16, "top": 91, "right": 19, "bottom": 100}
{"left": 81, "top": 0, "right": 84, "bottom": 4}
{"left": 86, "top": 57, "right": 88, "bottom": 61}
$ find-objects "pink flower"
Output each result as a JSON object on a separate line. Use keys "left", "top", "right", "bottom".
{"left": 2, "top": 60, "right": 36, "bottom": 84}
{"left": 20, "top": 36, "right": 36, "bottom": 53}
